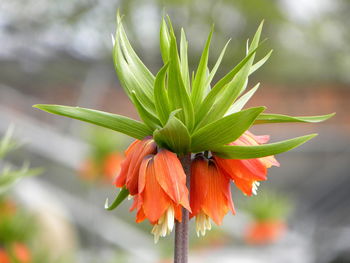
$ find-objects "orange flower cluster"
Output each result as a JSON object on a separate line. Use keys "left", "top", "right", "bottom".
{"left": 115, "top": 132, "right": 279, "bottom": 241}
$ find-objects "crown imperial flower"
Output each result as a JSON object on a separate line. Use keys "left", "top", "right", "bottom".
{"left": 34, "top": 12, "right": 334, "bottom": 246}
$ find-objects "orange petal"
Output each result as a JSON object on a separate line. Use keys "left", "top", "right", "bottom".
{"left": 190, "top": 156, "right": 209, "bottom": 217}
{"left": 115, "top": 140, "right": 141, "bottom": 187}
{"left": 201, "top": 162, "right": 233, "bottom": 225}
{"left": 153, "top": 149, "right": 191, "bottom": 211}
{"left": 125, "top": 139, "right": 141, "bottom": 155}
{"left": 174, "top": 204, "right": 183, "bottom": 222}
{"left": 231, "top": 176, "right": 256, "bottom": 196}
{"left": 136, "top": 206, "right": 146, "bottom": 223}
{"left": 260, "top": 155, "right": 280, "bottom": 168}
{"left": 126, "top": 139, "right": 157, "bottom": 195}
{"left": 139, "top": 156, "right": 172, "bottom": 224}
{"left": 215, "top": 157, "right": 267, "bottom": 181}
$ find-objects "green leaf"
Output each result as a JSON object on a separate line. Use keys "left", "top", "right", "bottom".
{"left": 195, "top": 24, "right": 264, "bottom": 128}
{"left": 167, "top": 24, "right": 194, "bottom": 131}
{"left": 33, "top": 104, "right": 152, "bottom": 140}
{"left": 225, "top": 83, "right": 260, "bottom": 115}
{"left": 194, "top": 45, "right": 260, "bottom": 127}
{"left": 248, "top": 20, "right": 264, "bottom": 53}
{"left": 116, "top": 13, "right": 155, "bottom": 94}
{"left": 113, "top": 16, "right": 155, "bottom": 113}
{"left": 160, "top": 18, "right": 171, "bottom": 63}
{"left": 180, "top": 28, "right": 190, "bottom": 91}
{"left": 203, "top": 39, "right": 230, "bottom": 91}
{"left": 113, "top": 31, "right": 155, "bottom": 113}
{"left": 250, "top": 50, "right": 273, "bottom": 75}
{"left": 191, "top": 107, "right": 265, "bottom": 152}
{"left": 254, "top": 113, "right": 335, "bottom": 124}
{"left": 154, "top": 63, "right": 171, "bottom": 126}
{"left": 130, "top": 91, "right": 161, "bottom": 130}
{"left": 191, "top": 26, "right": 214, "bottom": 108}
{"left": 213, "top": 134, "right": 317, "bottom": 159}
{"left": 153, "top": 111, "right": 191, "bottom": 155}
{"left": 105, "top": 187, "right": 129, "bottom": 211}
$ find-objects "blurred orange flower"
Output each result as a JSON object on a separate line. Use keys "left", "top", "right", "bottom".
{"left": 12, "top": 243, "right": 32, "bottom": 263}
{"left": 0, "top": 250, "right": 10, "bottom": 263}
{"left": 245, "top": 220, "right": 286, "bottom": 245}
{"left": 103, "top": 152, "right": 124, "bottom": 181}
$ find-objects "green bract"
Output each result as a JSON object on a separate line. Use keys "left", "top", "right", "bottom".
{"left": 33, "top": 14, "right": 334, "bottom": 158}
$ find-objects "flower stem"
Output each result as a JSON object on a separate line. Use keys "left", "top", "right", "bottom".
{"left": 174, "top": 154, "right": 191, "bottom": 263}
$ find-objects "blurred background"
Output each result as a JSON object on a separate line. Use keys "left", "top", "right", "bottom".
{"left": 0, "top": 0, "right": 349, "bottom": 262}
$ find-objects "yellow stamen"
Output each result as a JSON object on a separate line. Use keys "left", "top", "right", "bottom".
{"left": 195, "top": 211, "right": 212, "bottom": 237}
{"left": 252, "top": 181, "right": 260, "bottom": 195}
{"left": 151, "top": 206, "right": 175, "bottom": 243}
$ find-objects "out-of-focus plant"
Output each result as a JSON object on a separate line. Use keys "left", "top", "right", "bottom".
{"left": 34, "top": 11, "right": 334, "bottom": 262}
{"left": 0, "top": 197, "right": 36, "bottom": 263}
{"left": 0, "top": 126, "right": 41, "bottom": 194}
{"left": 79, "top": 128, "right": 126, "bottom": 183}
{"left": 243, "top": 191, "right": 291, "bottom": 245}
{"left": 0, "top": 126, "right": 55, "bottom": 263}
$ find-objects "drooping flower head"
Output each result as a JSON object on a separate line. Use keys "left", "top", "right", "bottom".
{"left": 190, "top": 155, "right": 235, "bottom": 236}
{"left": 114, "top": 138, "right": 191, "bottom": 242}
{"left": 34, "top": 12, "right": 334, "bottom": 242}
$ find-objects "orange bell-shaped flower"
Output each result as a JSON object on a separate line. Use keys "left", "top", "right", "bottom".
{"left": 214, "top": 131, "right": 279, "bottom": 196}
{"left": 190, "top": 155, "right": 235, "bottom": 236}
{"left": 131, "top": 149, "right": 191, "bottom": 242}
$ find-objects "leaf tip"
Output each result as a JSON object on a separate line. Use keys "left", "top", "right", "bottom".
{"left": 32, "top": 104, "right": 45, "bottom": 110}
{"left": 104, "top": 198, "right": 110, "bottom": 210}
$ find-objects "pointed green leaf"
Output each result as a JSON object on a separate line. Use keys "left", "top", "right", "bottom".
{"left": 225, "top": 83, "right": 260, "bottom": 115}
{"left": 153, "top": 111, "right": 191, "bottom": 155}
{"left": 195, "top": 45, "right": 260, "bottom": 127}
{"left": 33, "top": 104, "right": 152, "bottom": 139}
{"left": 113, "top": 27, "right": 155, "bottom": 113}
{"left": 254, "top": 113, "right": 335, "bottom": 124}
{"left": 191, "top": 26, "right": 214, "bottom": 108}
{"left": 160, "top": 18, "right": 171, "bottom": 63}
{"left": 105, "top": 187, "right": 129, "bottom": 211}
{"left": 130, "top": 91, "right": 161, "bottom": 130}
{"left": 191, "top": 107, "right": 265, "bottom": 152}
{"left": 154, "top": 63, "right": 171, "bottom": 125}
{"left": 250, "top": 50, "right": 273, "bottom": 75}
{"left": 213, "top": 134, "right": 317, "bottom": 159}
{"left": 248, "top": 20, "right": 264, "bottom": 52}
{"left": 167, "top": 25, "right": 194, "bottom": 130}
{"left": 203, "top": 39, "right": 230, "bottom": 90}
{"left": 116, "top": 14, "right": 155, "bottom": 92}
{"left": 180, "top": 28, "right": 190, "bottom": 91}
{"left": 195, "top": 24, "right": 264, "bottom": 128}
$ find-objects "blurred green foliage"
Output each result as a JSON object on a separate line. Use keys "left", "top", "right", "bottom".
{"left": 244, "top": 191, "right": 292, "bottom": 221}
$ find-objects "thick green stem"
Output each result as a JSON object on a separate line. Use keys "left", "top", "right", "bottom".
{"left": 174, "top": 154, "right": 191, "bottom": 263}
